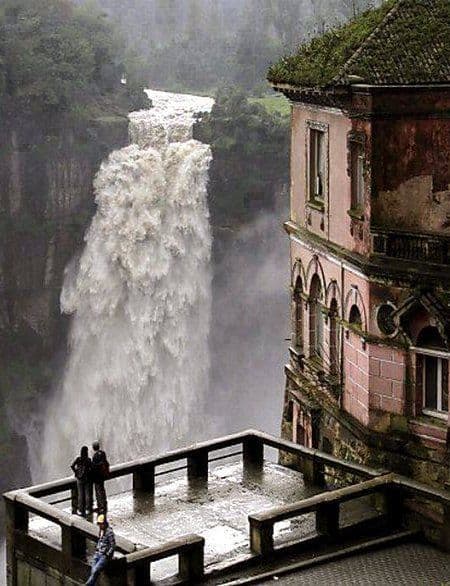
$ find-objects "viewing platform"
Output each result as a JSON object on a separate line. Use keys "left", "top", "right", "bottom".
{"left": 4, "top": 430, "right": 450, "bottom": 585}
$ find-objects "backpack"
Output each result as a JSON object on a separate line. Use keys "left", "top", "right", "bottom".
{"left": 74, "top": 459, "right": 88, "bottom": 480}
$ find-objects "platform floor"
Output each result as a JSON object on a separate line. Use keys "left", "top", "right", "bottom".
{"left": 271, "top": 542, "right": 450, "bottom": 585}
{"left": 29, "top": 460, "right": 377, "bottom": 580}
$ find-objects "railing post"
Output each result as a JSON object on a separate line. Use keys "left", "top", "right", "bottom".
{"left": 316, "top": 502, "right": 340, "bottom": 538}
{"left": 243, "top": 436, "right": 264, "bottom": 472}
{"left": 106, "top": 557, "right": 129, "bottom": 586}
{"left": 442, "top": 503, "right": 450, "bottom": 552}
{"left": 187, "top": 449, "right": 209, "bottom": 483}
{"left": 71, "top": 484, "right": 78, "bottom": 514}
{"left": 384, "top": 485, "right": 404, "bottom": 530}
{"left": 61, "top": 524, "right": 87, "bottom": 560}
{"left": 132, "top": 561, "right": 151, "bottom": 585}
{"left": 133, "top": 463, "right": 155, "bottom": 493}
{"left": 249, "top": 518, "right": 274, "bottom": 555}
{"left": 303, "top": 455, "right": 325, "bottom": 487}
{"left": 4, "top": 497, "right": 29, "bottom": 586}
{"left": 179, "top": 539, "right": 205, "bottom": 582}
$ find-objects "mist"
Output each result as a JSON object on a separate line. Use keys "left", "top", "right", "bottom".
{"left": 208, "top": 196, "right": 290, "bottom": 437}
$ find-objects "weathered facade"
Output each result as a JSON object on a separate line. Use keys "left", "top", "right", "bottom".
{"left": 269, "top": 0, "right": 450, "bottom": 488}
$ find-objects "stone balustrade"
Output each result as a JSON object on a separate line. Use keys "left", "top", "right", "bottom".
{"left": 4, "top": 430, "right": 450, "bottom": 585}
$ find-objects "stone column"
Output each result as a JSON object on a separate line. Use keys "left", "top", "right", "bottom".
{"left": 187, "top": 449, "right": 209, "bottom": 484}
{"left": 133, "top": 463, "right": 156, "bottom": 493}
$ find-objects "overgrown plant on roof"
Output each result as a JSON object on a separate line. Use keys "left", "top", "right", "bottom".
{"left": 267, "top": 0, "right": 450, "bottom": 88}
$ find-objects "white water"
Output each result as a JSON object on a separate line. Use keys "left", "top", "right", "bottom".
{"left": 38, "top": 90, "right": 214, "bottom": 481}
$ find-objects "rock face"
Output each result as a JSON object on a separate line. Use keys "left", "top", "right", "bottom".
{"left": 0, "top": 111, "right": 129, "bottom": 495}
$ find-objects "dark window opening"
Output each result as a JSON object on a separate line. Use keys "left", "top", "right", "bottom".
{"left": 417, "top": 326, "right": 446, "bottom": 350}
{"left": 351, "top": 141, "right": 365, "bottom": 209}
{"left": 349, "top": 304, "right": 362, "bottom": 328}
{"left": 309, "top": 275, "right": 324, "bottom": 359}
{"left": 293, "top": 277, "right": 303, "bottom": 351}
{"left": 309, "top": 129, "right": 325, "bottom": 201}
{"left": 329, "top": 299, "right": 339, "bottom": 377}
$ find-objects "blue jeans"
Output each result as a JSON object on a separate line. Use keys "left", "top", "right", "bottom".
{"left": 86, "top": 553, "right": 108, "bottom": 585}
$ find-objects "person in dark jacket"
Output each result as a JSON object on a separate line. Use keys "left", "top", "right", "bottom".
{"left": 71, "top": 446, "right": 92, "bottom": 517}
{"left": 91, "top": 441, "right": 109, "bottom": 514}
{"left": 85, "top": 514, "right": 116, "bottom": 585}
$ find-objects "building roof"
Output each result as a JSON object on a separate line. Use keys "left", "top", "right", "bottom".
{"left": 267, "top": 0, "right": 450, "bottom": 89}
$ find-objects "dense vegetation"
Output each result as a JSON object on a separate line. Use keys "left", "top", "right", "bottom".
{"left": 0, "top": 0, "right": 149, "bottom": 115}
{"left": 195, "top": 88, "right": 290, "bottom": 226}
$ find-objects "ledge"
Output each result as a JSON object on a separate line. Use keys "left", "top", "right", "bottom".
{"left": 347, "top": 208, "right": 365, "bottom": 221}
{"left": 306, "top": 200, "right": 325, "bottom": 213}
{"left": 285, "top": 220, "right": 450, "bottom": 285}
{"left": 409, "top": 418, "right": 449, "bottom": 448}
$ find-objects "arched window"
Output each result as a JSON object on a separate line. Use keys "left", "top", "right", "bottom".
{"left": 416, "top": 326, "right": 448, "bottom": 418}
{"left": 349, "top": 304, "right": 362, "bottom": 328}
{"left": 309, "top": 275, "right": 324, "bottom": 359}
{"left": 292, "top": 277, "right": 303, "bottom": 350}
{"left": 329, "top": 298, "right": 339, "bottom": 377}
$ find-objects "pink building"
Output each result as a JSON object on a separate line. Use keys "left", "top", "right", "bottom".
{"left": 268, "top": 0, "right": 450, "bottom": 487}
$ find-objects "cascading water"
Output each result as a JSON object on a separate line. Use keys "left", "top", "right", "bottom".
{"left": 38, "top": 90, "right": 214, "bottom": 481}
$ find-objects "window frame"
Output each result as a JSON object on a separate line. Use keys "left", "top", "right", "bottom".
{"left": 347, "top": 131, "right": 366, "bottom": 212}
{"left": 412, "top": 346, "right": 449, "bottom": 420}
{"left": 306, "top": 120, "right": 328, "bottom": 205}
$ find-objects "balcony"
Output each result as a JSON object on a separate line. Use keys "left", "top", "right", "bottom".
{"left": 372, "top": 229, "right": 450, "bottom": 265}
{"left": 4, "top": 430, "right": 450, "bottom": 585}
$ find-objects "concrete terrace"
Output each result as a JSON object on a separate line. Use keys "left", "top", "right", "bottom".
{"left": 4, "top": 430, "right": 450, "bottom": 585}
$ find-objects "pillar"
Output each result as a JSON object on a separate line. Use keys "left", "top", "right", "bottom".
{"left": 187, "top": 449, "right": 208, "bottom": 484}
{"left": 243, "top": 437, "right": 264, "bottom": 472}
{"left": 249, "top": 519, "right": 274, "bottom": 555}
{"left": 316, "top": 502, "right": 340, "bottom": 538}
{"left": 179, "top": 540, "right": 205, "bottom": 582}
{"left": 133, "top": 463, "right": 155, "bottom": 493}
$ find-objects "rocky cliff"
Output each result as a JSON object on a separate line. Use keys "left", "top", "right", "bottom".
{"left": 0, "top": 111, "right": 129, "bottom": 494}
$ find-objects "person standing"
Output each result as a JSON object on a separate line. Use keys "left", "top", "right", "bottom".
{"left": 71, "top": 446, "right": 92, "bottom": 517}
{"left": 85, "top": 514, "right": 115, "bottom": 586}
{"left": 91, "top": 441, "right": 109, "bottom": 514}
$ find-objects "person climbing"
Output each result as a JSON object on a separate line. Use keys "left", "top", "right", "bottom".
{"left": 85, "top": 514, "right": 116, "bottom": 586}
{"left": 91, "top": 441, "right": 109, "bottom": 514}
{"left": 71, "top": 446, "right": 92, "bottom": 517}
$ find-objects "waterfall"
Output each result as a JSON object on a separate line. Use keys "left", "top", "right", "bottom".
{"left": 38, "top": 90, "right": 214, "bottom": 481}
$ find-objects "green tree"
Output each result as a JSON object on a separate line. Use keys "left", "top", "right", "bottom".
{"left": 0, "top": 0, "right": 147, "bottom": 114}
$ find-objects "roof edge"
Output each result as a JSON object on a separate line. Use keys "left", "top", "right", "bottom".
{"left": 332, "top": 0, "right": 405, "bottom": 86}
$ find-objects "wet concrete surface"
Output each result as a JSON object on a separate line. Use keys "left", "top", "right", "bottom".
{"left": 29, "top": 459, "right": 378, "bottom": 581}
{"left": 263, "top": 542, "right": 450, "bottom": 585}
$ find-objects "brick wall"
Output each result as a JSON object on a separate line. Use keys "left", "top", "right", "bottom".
{"left": 343, "top": 330, "right": 369, "bottom": 425}
{"left": 368, "top": 344, "right": 405, "bottom": 415}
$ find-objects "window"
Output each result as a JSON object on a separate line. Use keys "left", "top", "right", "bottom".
{"left": 422, "top": 354, "right": 449, "bottom": 417}
{"left": 309, "top": 129, "right": 325, "bottom": 201}
{"left": 309, "top": 275, "right": 324, "bottom": 359}
{"left": 416, "top": 326, "right": 449, "bottom": 419}
{"left": 349, "top": 304, "right": 362, "bottom": 328}
{"left": 292, "top": 277, "right": 303, "bottom": 350}
{"left": 329, "top": 299, "right": 339, "bottom": 377}
{"left": 351, "top": 141, "right": 365, "bottom": 208}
